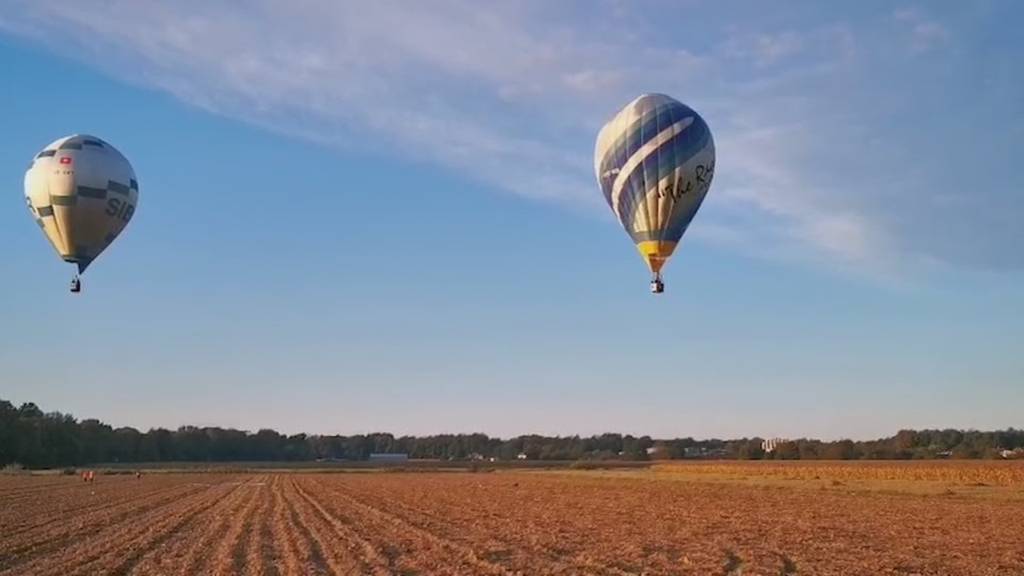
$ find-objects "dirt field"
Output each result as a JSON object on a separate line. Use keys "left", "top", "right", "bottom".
{"left": 1, "top": 463, "right": 1022, "bottom": 575}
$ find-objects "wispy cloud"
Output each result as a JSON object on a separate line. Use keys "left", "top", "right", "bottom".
{"left": 1, "top": 1, "right": 1019, "bottom": 272}
{"left": 722, "top": 31, "right": 805, "bottom": 68}
{"left": 893, "top": 8, "right": 950, "bottom": 54}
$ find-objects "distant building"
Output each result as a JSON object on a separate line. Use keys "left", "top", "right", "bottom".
{"left": 368, "top": 453, "right": 408, "bottom": 462}
{"left": 761, "top": 438, "right": 786, "bottom": 453}
{"left": 646, "top": 444, "right": 676, "bottom": 459}
{"left": 516, "top": 453, "right": 528, "bottom": 460}
{"left": 1000, "top": 448, "right": 1024, "bottom": 459}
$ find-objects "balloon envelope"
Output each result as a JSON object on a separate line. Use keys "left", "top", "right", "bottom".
{"left": 594, "top": 94, "right": 714, "bottom": 275}
{"left": 24, "top": 135, "right": 138, "bottom": 273}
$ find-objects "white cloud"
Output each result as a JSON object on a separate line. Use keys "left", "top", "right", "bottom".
{"left": 710, "top": 119, "right": 886, "bottom": 266}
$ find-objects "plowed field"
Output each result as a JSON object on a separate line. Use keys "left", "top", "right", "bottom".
{"left": 1, "top": 464, "right": 1022, "bottom": 575}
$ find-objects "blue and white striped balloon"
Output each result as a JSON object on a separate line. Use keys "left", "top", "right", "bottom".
{"left": 595, "top": 94, "right": 714, "bottom": 286}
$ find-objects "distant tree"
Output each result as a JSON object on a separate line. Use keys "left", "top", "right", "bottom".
{"left": 253, "top": 429, "right": 285, "bottom": 460}
{"left": 618, "top": 434, "right": 651, "bottom": 457}
{"left": 2, "top": 396, "right": 1020, "bottom": 468}
{"left": 79, "top": 419, "right": 113, "bottom": 464}
{"left": 18, "top": 403, "right": 43, "bottom": 418}
{"left": 796, "top": 439, "right": 821, "bottom": 460}
{"left": 822, "top": 440, "right": 858, "bottom": 460}
{"left": 173, "top": 426, "right": 210, "bottom": 461}
{"left": 111, "top": 427, "right": 142, "bottom": 462}
{"left": 772, "top": 441, "right": 800, "bottom": 460}
{"left": 736, "top": 439, "right": 765, "bottom": 460}
{"left": 0, "top": 400, "right": 17, "bottom": 466}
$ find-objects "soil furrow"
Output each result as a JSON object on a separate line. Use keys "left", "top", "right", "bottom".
{"left": 241, "top": 478, "right": 278, "bottom": 576}
{"left": 0, "top": 478, "right": 76, "bottom": 497}
{"left": 0, "top": 480, "right": 201, "bottom": 546}
{"left": 209, "top": 476, "right": 269, "bottom": 576}
{"left": 126, "top": 478, "right": 263, "bottom": 575}
{"left": 305, "top": 476, "right": 512, "bottom": 575}
{"left": 289, "top": 476, "right": 392, "bottom": 575}
{"left": 257, "top": 491, "right": 281, "bottom": 576}
{"left": 67, "top": 480, "right": 246, "bottom": 576}
{"left": 267, "top": 475, "right": 305, "bottom": 576}
{"left": 0, "top": 482, "right": 210, "bottom": 571}
{"left": 277, "top": 478, "right": 335, "bottom": 575}
{"left": 322, "top": 476, "right": 660, "bottom": 576}
{"left": 4, "top": 477, "right": 242, "bottom": 576}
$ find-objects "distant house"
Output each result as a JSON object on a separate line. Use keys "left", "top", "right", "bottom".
{"left": 516, "top": 453, "right": 528, "bottom": 460}
{"left": 646, "top": 444, "right": 673, "bottom": 459}
{"left": 368, "top": 453, "right": 408, "bottom": 462}
{"left": 761, "top": 438, "right": 786, "bottom": 453}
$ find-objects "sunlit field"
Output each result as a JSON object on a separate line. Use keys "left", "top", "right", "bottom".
{"left": 3, "top": 461, "right": 1022, "bottom": 575}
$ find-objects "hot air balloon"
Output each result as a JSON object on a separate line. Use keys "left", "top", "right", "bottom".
{"left": 595, "top": 94, "right": 714, "bottom": 293}
{"left": 24, "top": 135, "right": 138, "bottom": 293}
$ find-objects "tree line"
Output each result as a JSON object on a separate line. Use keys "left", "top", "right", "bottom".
{"left": 1, "top": 398, "right": 1022, "bottom": 468}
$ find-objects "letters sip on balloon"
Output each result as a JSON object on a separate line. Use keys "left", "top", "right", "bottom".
{"left": 105, "top": 197, "right": 136, "bottom": 223}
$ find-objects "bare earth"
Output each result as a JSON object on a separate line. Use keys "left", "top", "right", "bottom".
{"left": 1, "top": 462, "right": 1022, "bottom": 575}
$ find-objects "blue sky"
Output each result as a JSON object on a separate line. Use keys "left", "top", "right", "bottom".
{"left": 0, "top": 1, "right": 1021, "bottom": 439}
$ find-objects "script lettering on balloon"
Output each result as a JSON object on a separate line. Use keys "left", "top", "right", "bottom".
{"left": 657, "top": 160, "right": 715, "bottom": 201}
